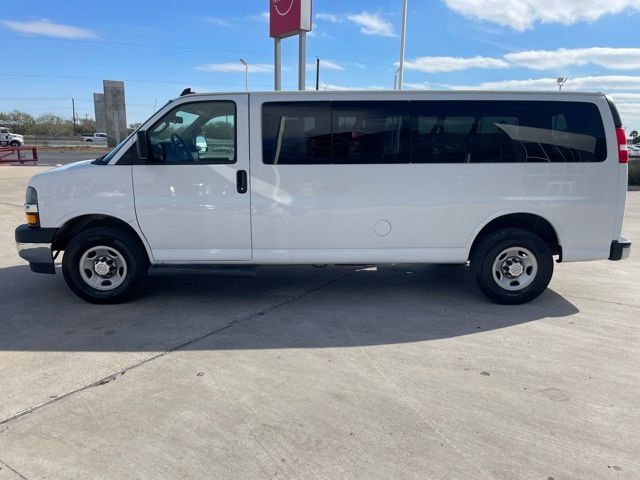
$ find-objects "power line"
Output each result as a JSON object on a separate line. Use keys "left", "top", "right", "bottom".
{"left": 0, "top": 97, "right": 92, "bottom": 101}
{"left": 0, "top": 34, "right": 280, "bottom": 57}
{"left": 0, "top": 34, "right": 393, "bottom": 68}
{"left": 0, "top": 72, "right": 274, "bottom": 88}
{"left": 0, "top": 97, "right": 156, "bottom": 107}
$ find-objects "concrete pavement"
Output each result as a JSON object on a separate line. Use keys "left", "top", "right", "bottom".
{"left": 0, "top": 166, "right": 638, "bottom": 479}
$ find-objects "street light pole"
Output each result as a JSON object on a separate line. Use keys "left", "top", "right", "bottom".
{"left": 557, "top": 77, "right": 567, "bottom": 92}
{"left": 239, "top": 58, "right": 248, "bottom": 92}
{"left": 398, "top": 0, "right": 408, "bottom": 90}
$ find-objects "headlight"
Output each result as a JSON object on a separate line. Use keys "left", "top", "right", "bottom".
{"left": 25, "top": 186, "right": 39, "bottom": 227}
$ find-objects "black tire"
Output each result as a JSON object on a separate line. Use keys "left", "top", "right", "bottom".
{"left": 473, "top": 228, "right": 553, "bottom": 305}
{"left": 62, "top": 227, "right": 148, "bottom": 304}
{"left": 9, "top": 141, "right": 20, "bottom": 147}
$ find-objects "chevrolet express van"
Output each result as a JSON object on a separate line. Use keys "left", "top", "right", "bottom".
{"left": 15, "top": 90, "right": 631, "bottom": 304}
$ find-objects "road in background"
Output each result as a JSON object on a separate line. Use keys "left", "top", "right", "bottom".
{"left": 35, "top": 150, "right": 105, "bottom": 166}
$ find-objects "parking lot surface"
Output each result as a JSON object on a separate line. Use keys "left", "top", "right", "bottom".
{"left": 0, "top": 166, "right": 638, "bottom": 479}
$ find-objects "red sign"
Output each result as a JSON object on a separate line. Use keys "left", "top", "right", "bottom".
{"left": 270, "top": 0, "right": 312, "bottom": 38}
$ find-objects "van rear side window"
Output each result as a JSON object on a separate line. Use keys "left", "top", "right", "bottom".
{"left": 411, "top": 101, "right": 606, "bottom": 163}
{"left": 262, "top": 100, "right": 607, "bottom": 164}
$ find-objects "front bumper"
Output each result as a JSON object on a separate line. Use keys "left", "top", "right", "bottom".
{"left": 15, "top": 224, "right": 58, "bottom": 274}
{"left": 609, "top": 238, "right": 631, "bottom": 261}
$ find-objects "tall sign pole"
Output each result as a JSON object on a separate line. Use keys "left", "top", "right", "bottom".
{"left": 298, "top": 31, "right": 306, "bottom": 90}
{"left": 274, "top": 38, "right": 282, "bottom": 91}
{"left": 398, "top": 0, "right": 408, "bottom": 90}
{"left": 270, "top": 0, "right": 312, "bottom": 91}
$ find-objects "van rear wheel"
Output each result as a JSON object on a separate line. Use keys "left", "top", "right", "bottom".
{"left": 473, "top": 228, "right": 553, "bottom": 305}
{"left": 62, "top": 227, "right": 148, "bottom": 304}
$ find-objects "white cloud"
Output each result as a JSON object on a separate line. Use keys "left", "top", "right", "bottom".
{"left": 196, "top": 63, "right": 273, "bottom": 73}
{"left": 248, "top": 12, "right": 269, "bottom": 22}
{"left": 400, "top": 48, "right": 640, "bottom": 73}
{"left": 505, "top": 48, "right": 640, "bottom": 70}
{"left": 609, "top": 93, "right": 640, "bottom": 102}
{"left": 608, "top": 94, "right": 640, "bottom": 122}
{"left": 314, "top": 83, "right": 385, "bottom": 91}
{"left": 346, "top": 12, "right": 395, "bottom": 37}
{"left": 403, "top": 82, "right": 432, "bottom": 90}
{"left": 2, "top": 18, "right": 97, "bottom": 39}
{"left": 443, "top": 75, "right": 640, "bottom": 91}
{"left": 444, "top": 75, "right": 640, "bottom": 95}
{"left": 443, "top": 0, "right": 640, "bottom": 31}
{"left": 306, "top": 59, "right": 345, "bottom": 71}
{"left": 315, "top": 13, "right": 342, "bottom": 23}
{"left": 404, "top": 55, "right": 510, "bottom": 73}
{"left": 204, "top": 17, "right": 232, "bottom": 27}
{"left": 317, "top": 83, "right": 351, "bottom": 91}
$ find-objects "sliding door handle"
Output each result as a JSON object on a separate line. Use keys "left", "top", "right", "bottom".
{"left": 236, "top": 170, "right": 248, "bottom": 194}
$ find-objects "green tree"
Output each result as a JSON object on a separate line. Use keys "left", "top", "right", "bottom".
{"left": 0, "top": 110, "right": 36, "bottom": 133}
{"left": 1, "top": 110, "right": 100, "bottom": 136}
{"left": 127, "top": 123, "right": 142, "bottom": 134}
{"left": 202, "top": 121, "right": 234, "bottom": 139}
{"left": 78, "top": 117, "right": 97, "bottom": 135}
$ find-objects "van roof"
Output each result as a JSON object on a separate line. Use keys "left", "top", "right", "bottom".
{"left": 178, "top": 89, "right": 606, "bottom": 98}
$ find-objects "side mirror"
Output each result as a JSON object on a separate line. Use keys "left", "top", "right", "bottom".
{"left": 195, "top": 135, "right": 208, "bottom": 154}
{"left": 136, "top": 130, "right": 149, "bottom": 160}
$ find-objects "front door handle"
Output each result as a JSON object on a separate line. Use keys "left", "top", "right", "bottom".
{"left": 236, "top": 170, "right": 248, "bottom": 194}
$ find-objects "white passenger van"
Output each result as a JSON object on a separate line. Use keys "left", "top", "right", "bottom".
{"left": 15, "top": 90, "right": 631, "bottom": 304}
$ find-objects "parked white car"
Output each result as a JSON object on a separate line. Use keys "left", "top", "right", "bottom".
{"left": 81, "top": 132, "right": 108, "bottom": 143}
{"left": 628, "top": 144, "right": 640, "bottom": 156}
{"left": 15, "top": 90, "right": 631, "bottom": 304}
{"left": 0, "top": 126, "right": 24, "bottom": 147}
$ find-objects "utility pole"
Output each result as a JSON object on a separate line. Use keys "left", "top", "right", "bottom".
{"left": 398, "top": 0, "right": 408, "bottom": 90}
{"left": 71, "top": 98, "right": 77, "bottom": 134}
{"left": 315, "top": 57, "right": 320, "bottom": 91}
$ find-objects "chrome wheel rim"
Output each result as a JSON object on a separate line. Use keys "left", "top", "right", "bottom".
{"left": 79, "top": 245, "right": 127, "bottom": 291}
{"left": 491, "top": 246, "right": 538, "bottom": 291}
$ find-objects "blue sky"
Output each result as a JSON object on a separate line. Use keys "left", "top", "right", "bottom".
{"left": 3, "top": 0, "right": 640, "bottom": 130}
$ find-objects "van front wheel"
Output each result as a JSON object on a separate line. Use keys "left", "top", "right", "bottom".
{"left": 473, "top": 228, "right": 553, "bottom": 305}
{"left": 62, "top": 227, "right": 148, "bottom": 304}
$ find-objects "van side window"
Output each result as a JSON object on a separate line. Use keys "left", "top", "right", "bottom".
{"left": 411, "top": 101, "right": 606, "bottom": 163}
{"left": 332, "top": 102, "right": 410, "bottom": 164}
{"left": 262, "top": 101, "right": 409, "bottom": 164}
{"left": 147, "top": 101, "right": 236, "bottom": 164}
{"left": 262, "top": 102, "right": 331, "bottom": 165}
{"left": 263, "top": 100, "right": 606, "bottom": 165}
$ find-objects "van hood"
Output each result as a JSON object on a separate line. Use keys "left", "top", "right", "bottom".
{"left": 29, "top": 159, "right": 96, "bottom": 182}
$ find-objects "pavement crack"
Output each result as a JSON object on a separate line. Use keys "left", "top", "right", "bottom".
{"left": 0, "top": 271, "right": 350, "bottom": 429}
{"left": 0, "top": 202, "right": 22, "bottom": 208}
{"left": 563, "top": 294, "right": 639, "bottom": 308}
{"left": 0, "top": 457, "right": 29, "bottom": 480}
